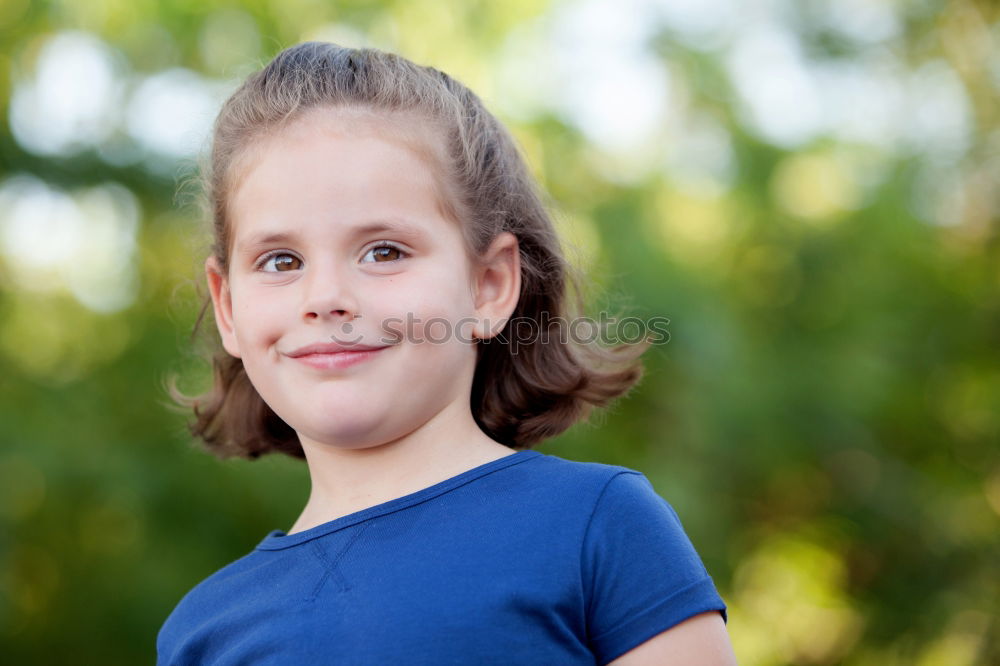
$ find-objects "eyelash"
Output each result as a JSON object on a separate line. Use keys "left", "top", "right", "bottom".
{"left": 254, "top": 241, "right": 410, "bottom": 272}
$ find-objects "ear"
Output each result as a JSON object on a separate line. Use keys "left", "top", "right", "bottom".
{"left": 205, "top": 255, "right": 242, "bottom": 359}
{"left": 471, "top": 232, "right": 521, "bottom": 340}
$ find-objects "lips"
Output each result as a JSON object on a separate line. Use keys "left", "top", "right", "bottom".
{"left": 285, "top": 341, "right": 388, "bottom": 357}
{"left": 289, "top": 344, "right": 389, "bottom": 371}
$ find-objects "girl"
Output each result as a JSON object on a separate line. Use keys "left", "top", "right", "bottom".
{"left": 159, "top": 42, "right": 736, "bottom": 665}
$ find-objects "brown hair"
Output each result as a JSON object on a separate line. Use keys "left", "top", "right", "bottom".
{"left": 163, "top": 41, "right": 653, "bottom": 460}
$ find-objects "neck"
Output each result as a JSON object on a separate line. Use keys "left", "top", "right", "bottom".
{"left": 287, "top": 401, "right": 515, "bottom": 534}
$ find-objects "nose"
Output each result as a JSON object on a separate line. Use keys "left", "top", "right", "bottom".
{"left": 300, "top": 257, "right": 360, "bottom": 323}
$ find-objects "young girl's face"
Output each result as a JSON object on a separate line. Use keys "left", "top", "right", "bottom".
{"left": 205, "top": 107, "right": 516, "bottom": 449}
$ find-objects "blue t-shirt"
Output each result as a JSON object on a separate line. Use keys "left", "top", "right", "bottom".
{"left": 157, "top": 449, "right": 727, "bottom": 665}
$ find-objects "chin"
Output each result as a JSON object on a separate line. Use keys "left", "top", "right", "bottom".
{"left": 304, "top": 418, "right": 391, "bottom": 446}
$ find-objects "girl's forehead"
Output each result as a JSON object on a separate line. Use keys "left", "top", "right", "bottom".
{"left": 232, "top": 106, "right": 448, "bottom": 201}
{"left": 282, "top": 105, "right": 442, "bottom": 159}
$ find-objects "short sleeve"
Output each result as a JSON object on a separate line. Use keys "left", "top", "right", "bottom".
{"left": 581, "top": 471, "right": 728, "bottom": 664}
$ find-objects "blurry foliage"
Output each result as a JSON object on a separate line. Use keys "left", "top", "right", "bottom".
{"left": 0, "top": 0, "right": 998, "bottom": 664}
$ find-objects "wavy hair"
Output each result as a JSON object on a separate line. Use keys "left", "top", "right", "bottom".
{"left": 164, "top": 41, "right": 652, "bottom": 460}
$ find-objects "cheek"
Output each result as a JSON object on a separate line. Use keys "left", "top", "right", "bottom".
{"left": 377, "top": 277, "right": 475, "bottom": 346}
{"left": 230, "top": 289, "right": 286, "bottom": 343}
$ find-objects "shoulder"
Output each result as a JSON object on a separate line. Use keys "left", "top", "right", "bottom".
{"left": 521, "top": 451, "right": 642, "bottom": 494}
{"left": 509, "top": 452, "right": 696, "bottom": 559}
{"left": 158, "top": 549, "right": 264, "bottom": 638}
{"left": 474, "top": 451, "right": 658, "bottom": 551}
{"left": 523, "top": 452, "right": 667, "bottom": 521}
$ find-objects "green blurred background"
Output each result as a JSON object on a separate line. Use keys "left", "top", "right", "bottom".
{"left": 1, "top": 0, "right": 997, "bottom": 663}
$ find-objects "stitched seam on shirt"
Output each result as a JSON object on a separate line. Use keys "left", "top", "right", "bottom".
{"left": 580, "top": 470, "right": 640, "bottom": 625}
{"left": 306, "top": 522, "right": 370, "bottom": 599}
{"left": 306, "top": 568, "right": 332, "bottom": 602}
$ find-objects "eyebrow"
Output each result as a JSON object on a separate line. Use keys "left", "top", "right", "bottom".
{"left": 236, "top": 218, "right": 428, "bottom": 254}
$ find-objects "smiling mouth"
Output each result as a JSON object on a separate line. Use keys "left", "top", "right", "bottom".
{"left": 291, "top": 346, "right": 389, "bottom": 370}
{"left": 286, "top": 341, "right": 388, "bottom": 357}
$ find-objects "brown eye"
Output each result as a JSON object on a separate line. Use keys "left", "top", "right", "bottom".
{"left": 372, "top": 246, "right": 400, "bottom": 261}
{"left": 259, "top": 252, "right": 302, "bottom": 272}
{"left": 362, "top": 242, "right": 408, "bottom": 264}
